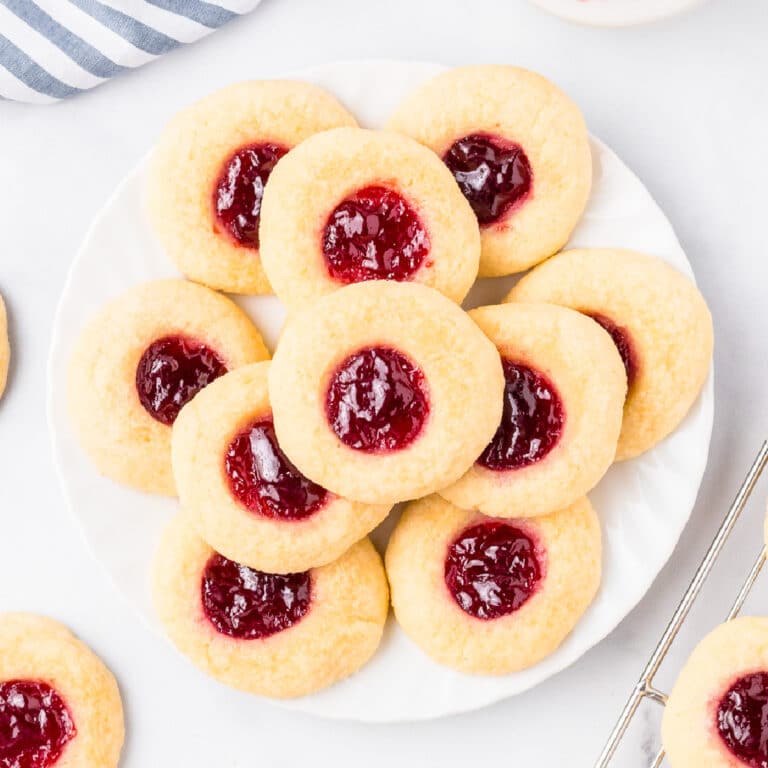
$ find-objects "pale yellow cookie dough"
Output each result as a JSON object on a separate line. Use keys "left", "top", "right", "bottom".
{"left": 68, "top": 279, "right": 268, "bottom": 495}
{"left": 259, "top": 127, "right": 480, "bottom": 311}
{"left": 152, "top": 514, "right": 389, "bottom": 699}
{"left": 507, "top": 248, "right": 713, "bottom": 460}
{"left": 386, "top": 65, "right": 592, "bottom": 277}
{"left": 0, "top": 294, "right": 8, "bottom": 399}
{"left": 385, "top": 495, "right": 601, "bottom": 675}
{"left": 663, "top": 617, "right": 768, "bottom": 768}
{"left": 0, "top": 613, "right": 124, "bottom": 768}
{"left": 147, "top": 80, "right": 357, "bottom": 294}
{"left": 439, "top": 303, "right": 626, "bottom": 518}
{"left": 268, "top": 281, "right": 504, "bottom": 506}
{"left": 172, "top": 361, "right": 391, "bottom": 573}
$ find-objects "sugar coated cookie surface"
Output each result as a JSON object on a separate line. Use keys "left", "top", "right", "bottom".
{"left": 385, "top": 495, "right": 601, "bottom": 674}
{"left": 386, "top": 65, "right": 592, "bottom": 277}
{"left": 0, "top": 294, "right": 8, "bottom": 400}
{"left": 268, "top": 281, "right": 504, "bottom": 505}
{"left": 259, "top": 127, "right": 480, "bottom": 311}
{"left": 507, "top": 248, "right": 713, "bottom": 460}
{"left": 662, "top": 617, "right": 768, "bottom": 768}
{"left": 439, "top": 303, "right": 626, "bottom": 518}
{"left": 172, "top": 361, "right": 391, "bottom": 573}
{"left": 147, "top": 81, "right": 357, "bottom": 294}
{"left": 68, "top": 279, "right": 268, "bottom": 495}
{"left": 152, "top": 514, "right": 389, "bottom": 699}
{"left": 0, "top": 613, "right": 123, "bottom": 768}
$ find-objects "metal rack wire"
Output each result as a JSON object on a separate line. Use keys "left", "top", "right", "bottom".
{"left": 595, "top": 440, "right": 768, "bottom": 768}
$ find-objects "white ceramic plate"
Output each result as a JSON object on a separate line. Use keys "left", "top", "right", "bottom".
{"left": 48, "top": 60, "right": 713, "bottom": 723}
{"left": 528, "top": 0, "right": 708, "bottom": 27}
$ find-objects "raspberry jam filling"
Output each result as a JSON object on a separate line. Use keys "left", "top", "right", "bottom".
{"left": 442, "top": 134, "right": 533, "bottom": 225}
{"left": 136, "top": 335, "right": 228, "bottom": 426}
{"left": 213, "top": 142, "right": 288, "bottom": 249}
{"left": 225, "top": 417, "right": 329, "bottom": 520}
{"left": 202, "top": 554, "right": 311, "bottom": 640}
{"left": 325, "top": 346, "right": 429, "bottom": 453}
{"left": 322, "top": 185, "right": 430, "bottom": 283}
{"left": 717, "top": 672, "right": 768, "bottom": 768}
{"left": 0, "top": 680, "right": 76, "bottom": 768}
{"left": 478, "top": 359, "right": 565, "bottom": 471}
{"left": 588, "top": 312, "right": 638, "bottom": 386}
{"left": 445, "top": 521, "right": 542, "bottom": 620}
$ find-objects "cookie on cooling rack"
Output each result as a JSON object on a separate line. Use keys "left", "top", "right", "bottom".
{"left": 172, "top": 361, "right": 391, "bottom": 573}
{"left": 663, "top": 617, "right": 768, "bottom": 768}
{"left": 439, "top": 303, "right": 626, "bottom": 518}
{"left": 147, "top": 81, "right": 357, "bottom": 294}
{"left": 507, "top": 248, "right": 713, "bottom": 461}
{"left": 268, "top": 281, "right": 504, "bottom": 506}
{"left": 259, "top": 127, "right": 480, "bottom": 311}
{"left": 385, "top": 494, "right": 601, "bottom": 674}
{"left": 68, "top": 279, "right": 268, "bottom": 495}
{"left": 386, "top": 65, "right": 592, "bottom": 277}
{"left": 152, "top": 514, "right": 389, "bottom": 699}
{"left": 0, "top": 294, "right": 8, "bottom": 399}
{"left": 0, "top": 613, "right": 124, "bottom": 768}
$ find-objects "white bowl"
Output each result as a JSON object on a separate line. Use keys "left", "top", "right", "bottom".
{"left": 528, "top": 0, "right": 708, "bottom": 27}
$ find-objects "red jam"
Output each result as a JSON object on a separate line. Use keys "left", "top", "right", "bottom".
{"left": 135, "top": 335, "right": 228, "bottom": 425}
{"left": 225, "top": 418, "right": 329, "bottom": 520}
{"left": 324, "top": 346, "right": 429, "bottom": 453}
{"left": 478, "top": 360, "right": 565, "bottom": 471}
{"left": 322, "top": 185, "right": 430, "bottom": 283}
{"left": 717, "top": 672, "right": 768, "bottom": 768}
{"left": 588, "top": 312, "right": 638, "bottom": 386}
{"left": 442, "top": 134, "right": 533, "bottom": 225}
{"left": 444, "top": 522, "right": 542, "bottom": 620}
{"left": 202, "top": 554, "right": 311, "bottom": 640}
{"left": 0, "top": 680, "right": 76, "bottom": 768}
{"left": 212, "top": 142, "right": 288, "bottom": 249}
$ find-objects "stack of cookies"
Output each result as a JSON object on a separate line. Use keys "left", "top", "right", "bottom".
{"left": 67, "top": 66, "right": 713, "bottom": 699}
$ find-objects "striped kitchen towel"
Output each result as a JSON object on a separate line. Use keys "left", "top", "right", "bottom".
{"left": 0, "top": 0, "right": 262, "bottom": 104}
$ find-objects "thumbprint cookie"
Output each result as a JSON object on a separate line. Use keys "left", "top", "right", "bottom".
{"left": 268, "top": 281, "right": 504, "bottom": 506}
{"left": 147, "top": 81, "right": 357, "bottom": 294}
{"left": 171, "top": 361, "right": 391, "bottom": 573}
{"left": 68, "top": 279, "right": 268, "bottom": 495}
{"left": 507, "top": 248, "right": 713, "bottom": 460}
{"left": 152, "top": 514, "right": 389, "bottom": 699}
{"left": 662, "top": 617, "right": 768, "bottom": 768}
{"left": 0, "top": 613, "right": 124, "bottom": 768}
{"left": 439, "top": 303, "right": 626, "bottom": 518}
{"left": 386, "top": 65, "right": 591, "bottom": 277}
{"left": 0, "top": 294, "right": 8, "bottom": 399}
{"left": 385, "top": 495, "right": 601, "bottom": 674}
{"left": 259, "top": 127, "right": 480, "bottom": 311}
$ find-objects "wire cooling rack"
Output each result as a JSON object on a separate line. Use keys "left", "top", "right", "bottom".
{"left": 595, "top": 440, "right": 768, "bottom": 768}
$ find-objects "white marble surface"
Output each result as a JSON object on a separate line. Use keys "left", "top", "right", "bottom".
{"left": 0, "top": 0, "right": 766, "bottom": 765}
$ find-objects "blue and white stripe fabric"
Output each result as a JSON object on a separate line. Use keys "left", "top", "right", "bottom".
{"left": 0, "top": 0, "right": 261, "bottom": 103}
